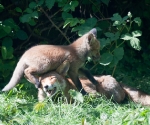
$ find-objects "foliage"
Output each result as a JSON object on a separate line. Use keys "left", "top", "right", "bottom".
{"left": 0, "top": 0, "right": 150, "bottom": 91}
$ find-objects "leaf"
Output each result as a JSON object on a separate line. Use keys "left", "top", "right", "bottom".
{"left": 63, "top": 18, "right": 80, "bottom": 28}
{"left": 114, "top": 47, "right": 124, "bottom": 60}
{"left": 100, "top": 53, "right": 113, "bottom": 66}
{"left": 0, "top": 4, "right": 4, "bottom": 12}
{"left": 120, "top": 33, "right": 132, "bottom": 40}
{"left": 72, "top": 18, "right": 98, "bottom": 36}
{"left": 29, "top": 2, "right": 37, "bottom": 9}
{"left": 69, "top": 89, "right": 84, "bottom": 103}
{"left": 15, "top": 7, "right": 22, "bottom": 13}
{"left": 46, "top": 0, "right": 55, "bottom": 9}
{"left": 111, "top": 13, "right": 124, "bottom": 26}
{"left": 62, "top": 12, "right": 73, "bottom": 20}
{"left": 34, "top": 102, "right": 46, "bottom": 113}
{"left": 63, "top": 1, "right": 79, "bottom": 12}
{"left": 101, "top": 0, "right": 110, "bottom": 6}
{"left": 31, "top": 11, "right": 38, "bottom": 19}
{"left": 130, "top": 37, "right": 141, "bottom": 51}
{"left": 16, "top": 30, "right": 28, "bottom": 40}
{"left": 1, "top": 46, "right": 14, "bottom": 60}
{"left": 105, "top": 32, "right": 120, "bottom": 41}
{"left": 24, "top": 8, "right": 33, "bottom": 14}
{"left": 134, "top": 17, "right": 141, "bottom": 26}
{"left": 3, "top": 18, "right": 19, "bottom": 31}
{"left": 20, "top": 14, "right": 31, "bottom": 23}
{"left": 132, "top": 30, "right": 142, "bottom": 37}
{"left": 100, "top": 38, "right": 111, "bottom": 50}
{"left": 2, "top": 37, "right": 13, "bottom": 47}
{"left": 2, "top": 25, "right": 11, "bottom": 34}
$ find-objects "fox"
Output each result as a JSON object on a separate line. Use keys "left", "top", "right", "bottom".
{"left": 38, "top": 72, "right": 125, "bottom": 103}
{"left": 38, "top": 68, "right": 150, "bottom": 106}
{"left": 120, "top": 83, "right": 150, "bottom": 106}
{"left": 2, "top": 28, "right": 100, "bottom": 95}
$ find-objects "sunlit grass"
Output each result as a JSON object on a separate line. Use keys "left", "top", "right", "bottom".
{"left": 1, "top": 88, "right": 150, "bottom": 125}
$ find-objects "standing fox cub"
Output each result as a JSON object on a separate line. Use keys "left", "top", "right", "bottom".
{"left": 2, "top": 28, "right": 100, "bottom": 94}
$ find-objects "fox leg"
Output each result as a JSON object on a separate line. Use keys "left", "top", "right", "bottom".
{"left": 24, "top": 67, "right": 41, "bottom": 88}
{"left": 56, "top": 60, "right": 70, "bottom": 76}
{"left": 68, "top": 70, "right": 87, "bottom": 95}
{"left": 79, "top": 68, "right": 99, "bottom": 85}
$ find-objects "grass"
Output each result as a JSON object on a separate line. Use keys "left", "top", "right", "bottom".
{"left": 1, "top": 86, "right": 150, "bottom": 125}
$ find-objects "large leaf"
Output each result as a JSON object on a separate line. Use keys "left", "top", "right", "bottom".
{"left": 120, "top": 33, "right": 132, "bottom": 40}
{"left": 2, "top": 37, "right": 13, "bottom": 47}
{"left": 130, "top": 37, "right": 141, "bottom": 51}
{"left": 100, "top": 53, "right": 113, "bottom": 66}
{"left": 100, "top": 38, "right": 111, "bottom": 50}
{"left": 69, "top": 89, "right": 84, "bottom": 103}
{"left": 16, "top": 30, "right": 28, "bottom": 40}
{"left": 62, "top": 12, "right": 73, "bottom": 20}
{"left": 63, "top": 1, "right": 79, "bottom": 12}
{"left": 134, "top": 17, "right": 141, "bottom": 26}
{"left": 46, "top": 0, "right": 55, "bottom": 9}
{"left": 72, "top": 18, "right": 98, "bottom": 36}
{"left": 101, "top": 0, "right": 110, "bottom": 6}
{"left": 1, "top": 46, "right": 14, "bottom": 60}
{"left": 0, "top": 4, "right": 4, "bottom": 12}
{"left": 132, "top": 30, "right": 142, "bottom": 37}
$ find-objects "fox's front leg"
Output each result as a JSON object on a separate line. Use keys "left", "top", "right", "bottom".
{"left": 24, "top": 67, "right": 40, "bottom": 88}
{"left": 68, "top": 70, "right": 87, "bottom": 95}
{"left": 79, "top": 68, "right": 99, "bottom": 85}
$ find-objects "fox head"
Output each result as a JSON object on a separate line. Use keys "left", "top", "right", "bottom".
{"left": 39, "top": 72, "right": 66, "bottom": 97}
{"left": 86, "top": 28, "right": 100, "bottom": 61}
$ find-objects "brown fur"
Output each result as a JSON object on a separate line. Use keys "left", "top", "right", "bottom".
{"left": 38, "top": 72, "right": 125, "bottom": 103}
{"left": 120, "top": 83, "right": 150, "bottom": 106}
{"left": 2, "top": 28, "right": 100, "bottom": 94}
{"left": 38, "top": 72, "right": 150, "bottom": 106}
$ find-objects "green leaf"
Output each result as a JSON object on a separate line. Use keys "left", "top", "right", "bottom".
{"left": 72, "top": 18, "right": 98, "bottom": 36}
{"left": 2, "top": 37, "right": 13, "bottom": 47}
{"left": 120, "top": 33, "right": 132, "bottom": 40}
{"left": 1, "top": 46, "right": 14, "bottom": 60}
{"left": 101, "top": 0, "right": 110, "bottom": 6}
{"left": 134, "top": 17, "right": 141, "bottom": 26}
{"left": 15, "top": 7, "right": 22, "bottom": 13}
{"left": 2, "top": 25, "right": 11, "bottom": 34}
{"left": 63, "top": 1, "right": 79, "bottom": 11}
{"left": 62, "top": 12, "right": 73, "bottom": 20}
{"left": 46, "top": 0, "right": 55, "bottom": 9}
{"left": 3, "top": 18, "right": 19, "bottom": 31}
{"left": 100, "top": 53, "right": 113, "bottom": 66}
{"left": 130, "top": 37, "right": 141, "bottom": 51}
{"left": 105, "top": 32, "right": 120, "bottom": 41}
{"left": 28, "top": 19, "right": 36, "bottom": 26}
{"left": 100, "top": 38, "right": 111, "bottom": 50}
{"left": 20, "top": 14, "right": 31, "bottom": 23}
{"left": 69, "top": 89, "right": 84, "bottom": 103}
{"left": 63, "top": 18, "right": 80, "bottom": 28}
{"left": 31, "top": 11, "right": 38, "bottom": 19}
{"left": 110, "top": 13, "right": 123, "bottom": 26}
{"left": 24, "top": 8, "right": 33, "bottom": 14}
{"left": 114, "top": 47, "right": 124, "bottom": 60}
{"left": 0, "top": 4, "right": 4, "bottom": 12}
{"left": 16, "top": 30, "right": 28, "bottom": 40}
{"left": 132, "top": 30, "right": 142, "bottom": 37}
{"left": 29, "top": 2, "right": 37, "bottom": 9}
{"left": 0, "top": 29, "right": 7, "bottom": 38}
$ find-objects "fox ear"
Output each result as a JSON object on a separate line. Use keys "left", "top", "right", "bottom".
{"left": 89, "top": 28, "right": 97, "bottom": 37}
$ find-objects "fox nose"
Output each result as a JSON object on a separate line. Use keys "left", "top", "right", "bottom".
{"left": 44, "top": 85, "right": 48, "bottom": 89}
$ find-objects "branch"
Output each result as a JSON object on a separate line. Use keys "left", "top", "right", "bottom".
{"left": 39, "top": 7, "right": 71, "bottom": 44}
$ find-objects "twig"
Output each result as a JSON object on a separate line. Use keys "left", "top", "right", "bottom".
{"left": 39, "top": 7, "right": 71, "bottom": 44}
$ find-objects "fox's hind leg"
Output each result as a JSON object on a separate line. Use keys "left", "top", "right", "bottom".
{"left": 24, "top": 67, "right": 41, "bottom": 88}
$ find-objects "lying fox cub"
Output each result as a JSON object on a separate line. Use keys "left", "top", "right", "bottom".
{"left": 38, "top": 72, "right": 150, "bottom": 106}
{"left": 38, "top": 73, "right": 125, "bottom": 103}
